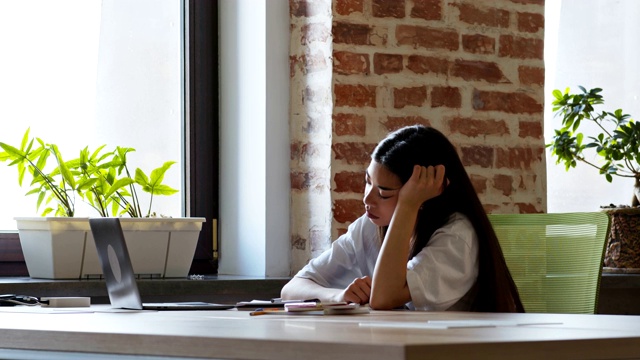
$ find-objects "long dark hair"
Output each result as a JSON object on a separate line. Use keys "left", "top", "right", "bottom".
{"left": 372, "top": 125, "right": 524, "bottom": 313}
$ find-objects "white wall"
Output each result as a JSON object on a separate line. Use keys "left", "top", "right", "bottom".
{"left": 545, "top": 0, "right": 640, "bottom": 212}
{"left": 218, "top": 0, "right": 290, "bottom": 276}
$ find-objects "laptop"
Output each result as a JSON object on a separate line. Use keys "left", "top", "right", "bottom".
{"left": 89, "top": 218, "right": 234, "bottom": 310}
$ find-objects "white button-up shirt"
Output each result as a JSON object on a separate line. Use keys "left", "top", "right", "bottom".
{"left": 295, "top": 212, "right": 479, "bottom": 311}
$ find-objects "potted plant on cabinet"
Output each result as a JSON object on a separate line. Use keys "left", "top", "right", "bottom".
{"left": 0, "top": 128, "right": 204, "bottom": 279}
{"left": 547, "top": 86, "right": 640, "bottom": 272}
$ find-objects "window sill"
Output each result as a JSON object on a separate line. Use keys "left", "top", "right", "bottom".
{"left": 0, "top": 275, "right": 290, "bottom": 305}
{"left": 0, "top": 274, "right": 638, "bottom": 313}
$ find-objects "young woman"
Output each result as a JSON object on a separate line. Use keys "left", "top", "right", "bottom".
{"left": 281, "top": 125, "right": 524, "bottom": 312}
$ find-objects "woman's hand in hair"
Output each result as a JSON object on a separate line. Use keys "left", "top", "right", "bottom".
{"left": 398, "top": 164, "right": 446, "bottom": 211}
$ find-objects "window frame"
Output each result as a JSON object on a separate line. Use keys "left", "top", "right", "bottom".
{"left": 187, "top": 0, "right": 219, "bottom": 274}
{"left": 0, "top": 0, "right": 219, "bottom": 276}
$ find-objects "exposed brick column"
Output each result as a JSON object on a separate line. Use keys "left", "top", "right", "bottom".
{"left": 330, "top": 0, "right": 547, "bottom": 240}
{"left": 288, "top": 0, "right": 546, "bottom": 273}
{"left": 289, "top": 0, "right": 334, "bottom": 273}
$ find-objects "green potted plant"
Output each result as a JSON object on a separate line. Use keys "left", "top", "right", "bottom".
{"left": 548, "top": 86, "right": 640, "bottom": 272}
{"left": 0, "top": 129, "right": 204, "bottom": 279}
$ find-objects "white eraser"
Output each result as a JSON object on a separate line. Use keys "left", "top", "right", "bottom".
{"left": 40, "top": 297, "right": 91, "bottom": 308}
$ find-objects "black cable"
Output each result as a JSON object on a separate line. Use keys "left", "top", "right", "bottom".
{"left": 0, "top": 294, "right": 43, "bottom": 306}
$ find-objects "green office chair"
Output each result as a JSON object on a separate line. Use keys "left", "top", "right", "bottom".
{"left": 488, "top": 212, "right": 610, "bottom": 314}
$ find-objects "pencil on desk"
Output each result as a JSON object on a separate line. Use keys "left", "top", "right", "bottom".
{"left": 249, "top": 308, "right": 286, "bottom": 316}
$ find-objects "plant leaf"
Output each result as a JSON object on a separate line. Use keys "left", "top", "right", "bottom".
{"left": 134, "top": 168, "right": 150, "bottom": 187}
{"left": 148, "top": 161, "right": 175, "bottom": 187}
{"left": 149, "top": 184, "right": 179, "bottom": 196}
{"left": 104, "top": 177, "right": 134, "bottom": 199}
{"left": 51, "top": 144, "right": 76, "bottom": 189}
{"left": 0, "top": 142, "right": 26, "bottom": 159}
{"left": 77, "top": 178, "right": 99, "bottom": 191}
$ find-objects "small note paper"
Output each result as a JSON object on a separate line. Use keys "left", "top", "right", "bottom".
{"left": 359, "top": 320, "right": 562, "bottom": 329}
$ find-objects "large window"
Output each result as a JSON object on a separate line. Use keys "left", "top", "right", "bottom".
{"left": 0, "top": 0, "right": 219, "bottom": 275}
{"left": 0, "top": 1, "right": 182, "bottom": 228}
{"left": 545, "top": 0, "right": 639, "bottom": 212}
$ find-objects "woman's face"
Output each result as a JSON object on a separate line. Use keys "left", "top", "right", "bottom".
{"left": 363, "top": 161, "right": 402, "bottom": 227}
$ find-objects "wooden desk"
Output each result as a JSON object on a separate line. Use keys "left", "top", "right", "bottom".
{"left": 1, "top": 307, "right": 640, "bottom": 360}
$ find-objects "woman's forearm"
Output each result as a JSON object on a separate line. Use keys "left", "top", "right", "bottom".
{"left": 371, "top": 164, "right": 445, "bottom": 309}
{"left": 370, "top": 204, "right": 417, "bottom": 309}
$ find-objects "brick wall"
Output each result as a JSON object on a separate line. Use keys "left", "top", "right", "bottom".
{"left": 290, "top": 0, "right": 546, "bottom": 273}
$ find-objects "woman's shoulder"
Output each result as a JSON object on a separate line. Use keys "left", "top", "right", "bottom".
{"left": 342, "top": 213, "right": 378, "bottom": 243}
{"left": 445, "top": 212, "right": 473, "bottom": 227}
{"left": 436, "top": 212, "right": 477, "bottom": 244}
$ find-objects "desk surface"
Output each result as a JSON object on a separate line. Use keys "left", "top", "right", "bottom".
{"left": 1, "top": 274, "right": 640, "bottom": 314}
{"left": 1, "top": 307, "right": 640, "bottom": 360}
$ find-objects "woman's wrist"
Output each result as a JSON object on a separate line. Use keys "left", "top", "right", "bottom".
{"left": 392, "top": 201, "right": 422, "bottom": 222}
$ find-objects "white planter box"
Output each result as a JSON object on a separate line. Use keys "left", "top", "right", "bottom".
{"left": 16, "top": 217, "right": 205, "bottom": 279}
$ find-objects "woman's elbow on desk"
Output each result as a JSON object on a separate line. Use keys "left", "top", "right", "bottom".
{"left": 280, "top": 277, "right": 319, "bottom": 300}
{"left": 369, "top": 296, "right": 401, "bottom": 310}
{"left": 281, "top": 277, "right": 343, "bottom": 303}
{"left": 280, "top": 278, "right": 298, "bottom": 299}
{"left": 369, "top": 286, "right": 412, "bottom": 310}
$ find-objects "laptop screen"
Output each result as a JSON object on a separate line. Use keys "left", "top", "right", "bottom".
{"left": 89, "top": 218, "right": 144, "bottom": 310}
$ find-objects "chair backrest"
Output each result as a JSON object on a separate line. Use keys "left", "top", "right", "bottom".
{"left": 488, "top": 212, "right": 610, "bottom": 314}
